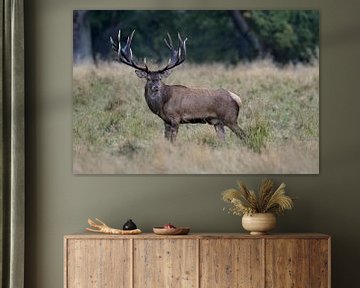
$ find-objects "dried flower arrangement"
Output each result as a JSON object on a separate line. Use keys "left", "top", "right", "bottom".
{"left": 222, "top": 179, "right": 294, "bottom": 216}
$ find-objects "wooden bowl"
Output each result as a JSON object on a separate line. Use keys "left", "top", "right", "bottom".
{"left": 153, "top": 227, "right": 190, "bottom": 235}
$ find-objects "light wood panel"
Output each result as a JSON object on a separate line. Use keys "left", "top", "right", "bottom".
{"left": 265, "top": 239, "right": 310, "bottom": 288}
{"left": 65, "top": 233, "right": 330, "bottom": 240}
{"left": 65, "top": 239, "right": 131, "bottom": 288}
{"left": 200, "top": 239, "right": 264, "bottom": 288}
{"left": 64, "top": 234, "right": 331, "bottom": 288}
{"left": 133, "top": 239, "right": 198, "bottom": 288}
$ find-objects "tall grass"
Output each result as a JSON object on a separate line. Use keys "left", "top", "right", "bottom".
{"left": 73, "top": 60, "right": 319, "bottom": 174}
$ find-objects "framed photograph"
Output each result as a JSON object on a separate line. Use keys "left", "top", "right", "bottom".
{"left": 73, "top": 10, "right": 319, "bottom": 174}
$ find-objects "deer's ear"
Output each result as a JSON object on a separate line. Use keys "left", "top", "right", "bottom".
{"left": 135, "top": 70, "right": 148, "bottom": 79}
{"left": 160, "top": 70, "right": 172, "bottom": 79}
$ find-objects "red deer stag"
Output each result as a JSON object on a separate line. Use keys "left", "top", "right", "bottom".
{"left": 110, "top": 30, "right": 246, "bottom": 142}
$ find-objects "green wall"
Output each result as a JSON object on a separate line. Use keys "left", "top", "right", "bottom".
{"left": 25, "top": 0, "right": 360, "bottom": 287}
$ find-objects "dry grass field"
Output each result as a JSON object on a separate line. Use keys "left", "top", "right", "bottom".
{"left": 73, "top": 60, "right": 319, "bottom": 174}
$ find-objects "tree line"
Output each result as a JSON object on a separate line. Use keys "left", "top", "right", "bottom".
{"left": 73, "top": 10, "right": 319, "bottom": 65}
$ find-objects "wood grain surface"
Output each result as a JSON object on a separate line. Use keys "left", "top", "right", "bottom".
{"left": 265, "top": 239, "right": 310, "bottom": 287}
{"left": 309, "top": 239, "right": 330, "bottom": 288}
{"left": 65, "top": 239, "right": 131, "bottom": 288}
{"left": 200, "top": 239, "right": 264, "bottom": 288}
{"left": 65, "top": 233, "right": 330, "bottom": 240}
{"left": 64, "top": 233, "right": 330, "bottom": 288}
{"left": 133, "top": 239, "right": 198, "bottom": 288}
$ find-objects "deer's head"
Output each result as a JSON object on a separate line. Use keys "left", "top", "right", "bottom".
{"left": 110, "top": 30, "right": 187, "bottom": 92}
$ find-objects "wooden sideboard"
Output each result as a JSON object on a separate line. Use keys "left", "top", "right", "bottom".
{"left": 64, "top": 233, "right": 330, "bottom": 288}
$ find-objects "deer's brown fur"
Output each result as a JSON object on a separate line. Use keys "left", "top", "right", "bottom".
{"left": 111, "top": 30, "right": 246, "bottom": 142}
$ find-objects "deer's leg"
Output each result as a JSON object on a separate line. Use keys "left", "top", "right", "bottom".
{"left": 227, "top": 123, "right": 246, "bottom": 140}
{"left": 214, "top": 123, "right": 225, "bottom": 141}
{"left": 164, "top": 122, "right": 179, "bottom": 142}
{"left": 169, "top": 123, "right": 179, "bottom": 142}
{"left": 164, "top": 122, "right": 172, "bottom": 140}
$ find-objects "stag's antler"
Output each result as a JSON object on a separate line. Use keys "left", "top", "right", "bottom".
{"left": 86, "top": 218, "right": 142, "bottom": 235}
{"left": 157, "top": 32, "right": 187, "bottom": 73}
{"left": 110, "top": 30, "right": 187, "bottom": 73}
{"left": 110, "top": 30, "right": 149, "bottom": 72}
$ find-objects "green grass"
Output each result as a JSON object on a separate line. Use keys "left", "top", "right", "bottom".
{"left": 73, "top": 60, "right": 319, "bottom": 174}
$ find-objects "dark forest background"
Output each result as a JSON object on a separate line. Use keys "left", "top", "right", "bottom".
{"left": 73, "top": 10, "right": 319, "bottom": 66}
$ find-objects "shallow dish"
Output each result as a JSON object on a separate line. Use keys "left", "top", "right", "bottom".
{"left": 153, "top": 227, "right": 190, "bottom": 235}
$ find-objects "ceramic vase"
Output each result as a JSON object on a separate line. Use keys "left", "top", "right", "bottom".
{"left": 242, "top": 213, "right": 276, "bottom": 235}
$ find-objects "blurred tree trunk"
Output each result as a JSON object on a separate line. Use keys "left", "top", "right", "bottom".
{"left": 230, "top": 10, "right": 264, "bottom": 58}
{"left": 73, "top": 11, "right": 93, "bottom": 64}
{"left": 93, "top": 11, "right": 118, "bottom": 61}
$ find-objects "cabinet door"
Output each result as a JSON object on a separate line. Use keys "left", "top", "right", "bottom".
{"left": 309, "top": 239, "right": 330, "bottom": 288}
{"left": 66, "top": 239, "right": 131, "bottom": 288}
{"left": 200, "top": 239, "right": 264, "bottom": 288}
{"left": 266, "top": 239, "right": 310, "bottom": 288}
{"left": 134, "top": 239, "right": 198, "bottom": 288}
